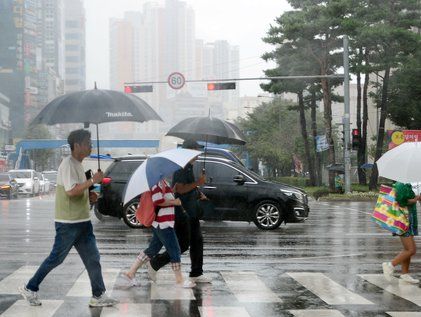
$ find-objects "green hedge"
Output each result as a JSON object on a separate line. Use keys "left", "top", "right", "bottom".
{"left": 273, "top": 177, "right": 311, "bottom": 187}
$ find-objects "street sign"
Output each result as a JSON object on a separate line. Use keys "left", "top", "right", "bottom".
{"left": 167, "top": 72, "right": 185, "bottom": 90}
{"left": 315, "top": 135, "right": 329, "bottom": 152}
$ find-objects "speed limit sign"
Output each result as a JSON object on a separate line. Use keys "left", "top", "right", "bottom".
{"left": 167, "top": 72, "right": 185, "bottom": 90}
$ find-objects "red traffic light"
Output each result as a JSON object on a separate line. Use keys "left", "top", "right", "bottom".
{"left": 124, "top": 85, "right": 153, "bottom": 93}
{"left": 207, "top": 82, "right": 236, "bottom": 90}
{"left": 352, "top": 128, "right": 360, "bottom": 136}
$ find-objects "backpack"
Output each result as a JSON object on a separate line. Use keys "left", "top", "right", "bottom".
{"left": 135, "top": 181, "right": 166, "bottom": 227}
{"left": 135, "top": 191, "right": 156, "bottom": 227}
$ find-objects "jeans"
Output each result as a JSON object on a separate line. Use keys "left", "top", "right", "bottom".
{"left": 27, "top": 221, "right": 105, "bottom": 297}
{"left": 150, "top": 217, "right": 190, "bottom": 270}
{"left": 144, "top": 227, "right": 181, "bottom": 263}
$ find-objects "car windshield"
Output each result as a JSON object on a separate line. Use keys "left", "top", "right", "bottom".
{"left": 0, "top": 174, "right": 10, "bottom": 182}
{"left": 9, "top": 171, "right": 31, "bottom": 178}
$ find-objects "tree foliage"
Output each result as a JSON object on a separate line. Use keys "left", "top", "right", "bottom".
{"left": 24, "top": 125, "right": 53, "bottom": 171}
{"left": 237, "top": 99, "right": 316, "bottom": 177}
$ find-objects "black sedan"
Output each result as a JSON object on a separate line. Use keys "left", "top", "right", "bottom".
{"left": 96, "top": 155, "right": 309, "bottom": 230}
{"left": 0, "top": 173, "right": 19, "bottom": 199}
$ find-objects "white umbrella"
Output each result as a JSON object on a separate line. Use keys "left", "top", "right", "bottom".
{"left": 376, "top": 142, "right": 421, "bottom": 183}
{"left": 123, "top": 148, "right": 202, "bottom": 205}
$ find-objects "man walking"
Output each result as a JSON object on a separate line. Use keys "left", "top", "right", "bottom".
{"left": 19, "top": 129, "right": 118, "bottom": 307}
{"left": 171, "top": 139, "right": 211, "bottom": 283}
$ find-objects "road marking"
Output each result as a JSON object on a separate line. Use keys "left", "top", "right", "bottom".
{"left": 101, "top": 303, "right": 151, "bottom": 316}
{"left": 317, "top": 203, "right": 372, "bottom": 215}
{"left": 221, "top": 271, "right": 281, "bottom": 303}
{"left": 199, "top": 306, "right": 251, "bottom": 317}
{"left": 0, "top": 300, "right": 63, "bottom": 317}
{"left": 148, "top": 270, "right": 195, "bottom": 300}
{"left": 283, "top": 253, "right": 364, "bottom": 261}
{"left": 289, "top": 309, "right": 346, "bottom": 317}
{"left": 287, "top": 272, "right": 373, "bottom": 305}
{"left": 359, "top": 274, "right": 421, "bottom": 306}
{"left": 0, "top": 266, "right": 38, "bottom": 294}
{"left": 66, "top": 268, "right": 120, "bottom": 297}
{"left": 387, "top": 313, "right": 421, "bottom": 317}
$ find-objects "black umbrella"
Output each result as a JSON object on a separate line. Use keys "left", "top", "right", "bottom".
{"left": 31, "top": 86, "right": 162, "bottom": 169}
{"left": 166, "top": 116, "right": 246, "bottom": 145}
{"left": 166, "top": 116, "right": 246, "bottom": 171}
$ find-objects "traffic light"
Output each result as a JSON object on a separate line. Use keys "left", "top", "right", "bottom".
{"left": 352, "top": 128, "right": 361, "bottom": 150}
{"left": 124, "top": 85, "right": 153, "bottom": 93}
{"left": 207, "top": 82, "right": 236, "bottom": 90}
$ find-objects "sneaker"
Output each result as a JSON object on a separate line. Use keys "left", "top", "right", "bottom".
{"left": 121, "top": 272, "right": 138, "bottom": 286}
{"left": 176, "top": 280, "right": 196, "bottom": 288}
{"left": 89, "top": 293, "right": 118, "bottom": 307}
{"left": 400, "top": 274, "right": 420, "bottom": 284}
{"left": 190, "top": 274, "right": 212, "bottom": 283}
{"left": 147, "top": 262, "right": 157, "bottom": 283}
{"left": 18, "top": 285, "right": 42, "bottom": 306}
{"left": 382, "top": 262, "right": 395, "bottom": 281}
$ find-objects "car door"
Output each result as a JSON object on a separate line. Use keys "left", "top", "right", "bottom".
{"left": 196, "top": 160, "right": 251, "bottom": 221}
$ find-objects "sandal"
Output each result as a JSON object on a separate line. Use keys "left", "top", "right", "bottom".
{"left": 121, "top": 272, "right": 138, "bottom": 286}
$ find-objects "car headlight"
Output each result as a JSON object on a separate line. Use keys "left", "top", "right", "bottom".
{"left": 281, "top": 189, "right": 305, "bottom": 203}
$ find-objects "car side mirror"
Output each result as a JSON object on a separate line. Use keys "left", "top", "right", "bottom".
{"left": 233, "top": 174, "right": 246, "bottom": 184}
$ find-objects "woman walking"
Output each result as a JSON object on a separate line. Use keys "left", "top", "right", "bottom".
{"left": 123, "top": 179, "right": 195, "bottom": 288}
{"left": 383, "top": 182, "right": 421, "bottom": 283}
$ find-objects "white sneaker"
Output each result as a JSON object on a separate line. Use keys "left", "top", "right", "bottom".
{"left": 147, "top": 262, "right": 157, "bottom": 283}
{"left": 382, "top": 262, "right": 395, "bottom": 281}
{"left": 18, "top": 285, "right": 42, "bottom": 306}
{"left": 89, "top": 292, "right": 118, "bottom": 307}
{"left": 190, "top": 274, "right": 212, "bottom": 283}
{"left": 400, "top": 274, "right": 420, "bottom": 284}
{"left": 176, "top": 280, "right": 196, "bottom": 288}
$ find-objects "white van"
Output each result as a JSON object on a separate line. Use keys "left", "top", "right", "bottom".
{"left": 8, "top": 169, "right": 40, "bottom": 196}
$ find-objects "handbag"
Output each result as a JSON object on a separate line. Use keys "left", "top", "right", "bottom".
{"left": 371, "top": 184, "right": 409, "bottom": 235}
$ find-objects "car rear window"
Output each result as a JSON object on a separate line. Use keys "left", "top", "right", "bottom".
{"left": 106, "top": 160, "right": 144, "bottom": 180}
{"left": 10, "top": 171, "right": 31, "bottom": 178}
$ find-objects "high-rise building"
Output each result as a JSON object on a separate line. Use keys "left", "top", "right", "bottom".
{"left": 63, "top": 0, "right": 85, "bottom": 92}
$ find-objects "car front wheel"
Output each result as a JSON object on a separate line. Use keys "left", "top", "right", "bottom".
{"left": 253, "top": 200, "right": 283, "bottom": 230}
{"left": 122, "top": 198, "right": 144, "bottom": 229}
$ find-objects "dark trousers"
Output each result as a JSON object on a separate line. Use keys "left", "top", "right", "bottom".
{"left": 189, "top": 217, "right": 204, "bottom": 277}
{"left": 27, "top": 221, "right": 105, "bottom": 297}
{"left": 150, "top": 216, "right": 204, "bottom": 277}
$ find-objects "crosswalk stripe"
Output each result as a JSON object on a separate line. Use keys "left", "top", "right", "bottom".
{"left": 100, "top": 303, "right": 151, "bottom": 316}
{"left": 386, "top": 313, "right": 421, "bottom": 317}
{"left": 145, "top": 270, "right": 195, "bottom": 300}
{"left": 0, "top": 300, "right": 63, "bottom": 317}
{"left": 289, "top": 310, "right": 346, "bottom": 317}
{"left": 199, "top": 306, "right": 251, "bottom": 317}
{"left": 359, "top": 274, "right": 421, "bottom": 306}
{"left": 66, "top": 268, "right": 120, "bottom": 297}
{"left": 0, "top": 266, "right": 38, "bottom": 294}
{"left": 221, "top": 271, "right": 281, "bottom": 303}
{"left": 287, "top": 272, "right": 373, "bottom": 305}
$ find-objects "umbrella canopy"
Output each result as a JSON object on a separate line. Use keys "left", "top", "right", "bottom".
{"left": 376, "top": 141, "right": 421, "bottom": 183}
{"left": 123, "top": 148, "right": 202, "bottom": 205}
{"left": 30, "top": 88, "right": 162, "bottom": 169}
{"left": 31, "top": 88, "right": 162, "bottom": 125}
{"left": 166, "top": 116, "right": 246, "bottom": 145}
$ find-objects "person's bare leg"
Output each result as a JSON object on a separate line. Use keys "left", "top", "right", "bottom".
{"left": 125, "top": 252, "right": 148, "bottom": 279}
{"left": 392, "top": 236, "right": 416, "bottom": 274}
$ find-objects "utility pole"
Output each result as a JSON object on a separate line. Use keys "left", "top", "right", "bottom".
{"left": 343, "top": 35, "right": 351, "bottom": 193}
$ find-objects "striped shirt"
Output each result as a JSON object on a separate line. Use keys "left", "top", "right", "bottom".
{"left": 151, "top": 180, "right": 175, "bottom": 229}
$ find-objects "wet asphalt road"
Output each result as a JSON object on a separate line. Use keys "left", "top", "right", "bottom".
{"left": 0, "top": 194, "right": 421, "bottom": 316}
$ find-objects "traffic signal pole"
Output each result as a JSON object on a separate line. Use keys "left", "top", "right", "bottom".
{"left": 343, "top": 35, "right": 351, "bottom": 194}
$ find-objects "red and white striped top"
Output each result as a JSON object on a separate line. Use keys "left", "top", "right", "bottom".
{"left": 151, "top": 180, "right": 175, "bottom": 229}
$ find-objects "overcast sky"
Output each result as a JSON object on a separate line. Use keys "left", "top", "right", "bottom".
{"left": 84, "top": 0, "right": 291, "bottom": 96}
